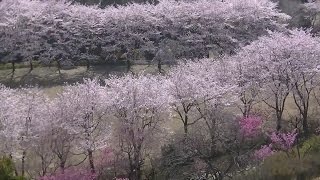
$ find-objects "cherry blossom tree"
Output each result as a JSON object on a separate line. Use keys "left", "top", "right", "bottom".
{"left": 0, "top": 85, "right": 18, "bottom": 157}
{"left": 54, "top": 79, "right": 109, "bottom": 173}
{"left": 104, "top": 73, "right": 170, "bottom": 180}
{"left": 167, "top": 58, "right": 237, "bottom": 135}
{"left": 47, "top": 96, "right": 78, "bottom": 172}
{"left": 0, "top": 0, "right": 48, "bottom": 73}
{"left": 303, "top": 1, "right": 320, "bottom": 28}
{"left": 232, "top": 29, "right": 320, "bottom": 132}
{"left": 0, "top": 0, "right": 289, "bottom": 67}
{"left": 0, "top": 86, "right": 49, "bottom": 177}
{"left": 234, "top": 60, "right": 262, "bottom": 118}
{"left": 32, "top": 134, "right": 56, "bottom": 177}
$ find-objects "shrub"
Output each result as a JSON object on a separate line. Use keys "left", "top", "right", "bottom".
{"left": 300, "top": 135, "right": 320, "bottom": 155}
{"left": 0, "top": 156, "right": 25, "bottom": 180}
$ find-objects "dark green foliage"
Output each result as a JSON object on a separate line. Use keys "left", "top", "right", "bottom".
{"left": 300, "top": 135, "right": 320, "bottom": 155}
{"left": 234, "top": 136, "right": 320, "bottom": 180}
{"left": 0, "top": 157, "right": 25, "bottom": 180}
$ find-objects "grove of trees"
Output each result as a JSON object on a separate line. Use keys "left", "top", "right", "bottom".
{"left": 0, "top": 0, "right": 289, "bottom": 72}
{"left": 2, "top": 0, "right": 320, "bottom": 180}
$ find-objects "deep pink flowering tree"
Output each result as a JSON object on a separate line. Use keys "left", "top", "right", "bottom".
{"left": 254, "top": 144, "right": 274, "bottom": 160}
{"left": 269, "top": 129, "right": 298, "bottom": 151}
{"left": 239, "top": 116, "right": 263, "bottom": 138}
{"left": 254, "top": 129, "right": 298, "bottom": 161}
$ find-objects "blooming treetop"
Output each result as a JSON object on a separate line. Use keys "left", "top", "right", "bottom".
{"left": 230, "top": 29, "right": 320, "bottom": 130}
{"left": 105, "top": 73, "right": 170, "bottom": 119}
{"left": 0, "top": 0, "right": 289, "bottom": 65}
{"left": 304, "top": 1, "right": 320, "bottom": 16}
{"left": 167, "top": 58, "right": 237, "bottom": 106}
{"left": 0, "top": 85, "right": 18, "bottom": 154}
{"left": 0, "top": 86, "right": 49, "bottom": 157}
{"left": 104, "top": 73, "right": 170, "bottom": 179}
{"left": 54, "top": 79, "right": 108, "bottom": 151}
{"left": 233, "top": 29, "right": 320, "bottom": 85}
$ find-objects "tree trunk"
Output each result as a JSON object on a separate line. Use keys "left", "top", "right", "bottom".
{"left": 276, "top": 110, "right": 282, "bottom": 131}
{"left": 297, "top": 173, "right": 307, "bottom": 180}
{"left": 128, "top": 153, "right": 134, "bottom": 180}
{"left": 127, "top": 59, "right": 131, "bottom": 73}
{"left": 88, "top": 149, "right": 95, "bottom": 173}
{"left": 57, "top": 61, "right": 61, "bottom": 74}
{"left": 86, "top": 60, "right": 90, "bottom": 71}
{"left": 41, "top": 156, "right": 48, "bottom": 176}
{"left": 21, "top": 150, "right": 26, "bottom": 177}
{"left": 302, "top": 110, "right": 308, "bottom": 135}
{"left": 29, "top": 60, "right": 33, "bottom": 72}
{"left": 292, "top": 82, "right": 310, "bottom": 136}
{"left": 158, "top": 61, "right": 162, "bottom": 74}
{"left": 184, "top": 123, "right": 188, "bottom": 136}
{"left": 60, "top": 160, "right": 65, "bottom": 173}
{"left": 210, "top": 133, "right": 216, "bottom": 156}
{"left": 130, "top": 165, "right": 141, "bottom": 180}
{"left": 184, "top": 114, "right": 188, "bottom": 136}
{"left": 9, "top": 153, "right": 19, "bottom": 176}
{"left": 242, "top": 104, "right": 248, "bottom": 118}
{"left": 130, "top": 151, "right": 142, "bottom": 180}
{"left": 12, "top": 62, "right": 15, "bottom": 73}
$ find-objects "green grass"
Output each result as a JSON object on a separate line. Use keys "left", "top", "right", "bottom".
{"left": 0, "top": 63, "right": 167, "bottom": 91}
{"left": 233, "top": 135, "right": 320, "bottom": 180}
{"left": 0, "top": 61, "right": 42, "bottom": 70}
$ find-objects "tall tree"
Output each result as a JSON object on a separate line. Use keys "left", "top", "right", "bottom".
{"left": 167, "top": 59, "right": 237, "bottom": 135}
{"left": 54, "top": 79, "right": 109, "bottom": 173}
{"left": 105, "top": 74, "right": 170, "bottom": 180}
{"left": 232, "top": 30, "right": 320, "bottom": 132}
{"left": 0, "top": 87, "right": 49, "bottom": 177}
